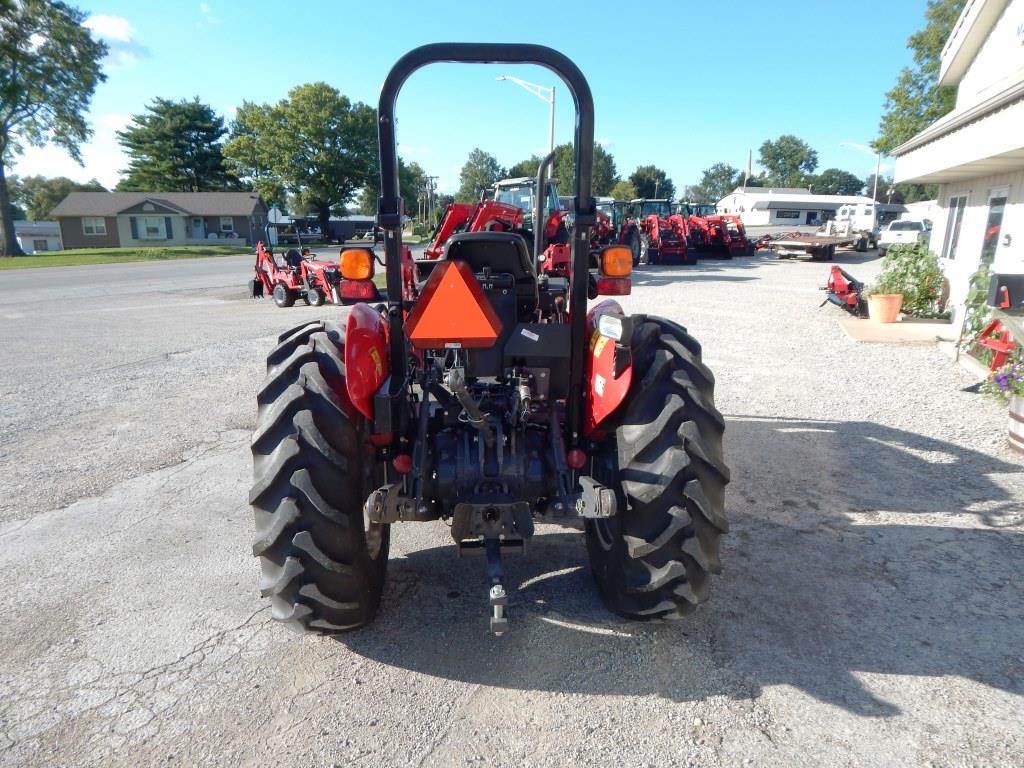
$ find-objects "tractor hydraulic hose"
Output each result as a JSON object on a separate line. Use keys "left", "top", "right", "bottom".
{"left": 445, "top": 368, "right": 495, "bottom": 447}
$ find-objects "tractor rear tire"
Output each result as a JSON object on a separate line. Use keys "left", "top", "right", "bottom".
{"left": 627, "top": 229, "right": 641, "bottom": 266}
{"left": 585, "top": 316, "right": 730, "bottom": 619}
{"left": 273, "top": 283, "right": 296, "bottom": 308}
{"left": 249, "top": 319, "right": 389, "bottom": 633}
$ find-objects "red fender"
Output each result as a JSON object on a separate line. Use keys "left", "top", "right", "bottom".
{"left": 344, "top": 303, "right": 390, "bottom": 420}
{"left": 583, "top": 300, "right": 633, "bottom": 437}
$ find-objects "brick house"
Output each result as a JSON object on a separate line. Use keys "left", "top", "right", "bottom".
{"left": 50, "top": 192, "right": 269, "bottom": 249}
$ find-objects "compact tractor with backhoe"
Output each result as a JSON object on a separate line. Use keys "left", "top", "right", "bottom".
{"left": 632, "top": 198, "right": 694, "bottom": 265}
{"left": 248, "top": 43, "right": 729, "bottom": 635}
{"left": 250, "top": 242, "right": 380, "bottom": 307}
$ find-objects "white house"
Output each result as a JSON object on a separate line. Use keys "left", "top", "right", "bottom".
{"left": 892, "top": 0, "right": 1024, "bottom": 315}
{"left": 716, "top": 187, "right": 884, "bottom": 227}
{"left": 14, "top": 220, "right": 62, "bottom": 254}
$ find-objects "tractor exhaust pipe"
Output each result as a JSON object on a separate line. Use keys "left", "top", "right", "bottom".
{"left": 534, "top": 150, "right": 557, "bottom": 267}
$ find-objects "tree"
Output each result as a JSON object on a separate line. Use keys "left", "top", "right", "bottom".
{"left": 0, "top": 0, "right": 106, "bottom": 256}
{"left": 456, "top": 148, "right": 504, "bottom": 202}
{"left": 608, "top": 180, "right": 636, "bottom": 200}
{"left": 357, "top": 157, "right": 426, "bottom": 218}
{"left": 506, "top": 155, "right": 543, "bottom": 178}
{"left": 864, "top": 174, "right": 938, "bottom": 204}
{"left": 117, "top": 97, "right": 234, "bottom": 192}
{"left": 224, "top": 82, "right": 377, "bottom": 238}
{"left": 874, "top": 0, "right": 966, "bottom": 154}
{"left": 629, "top": 165, "right": 675, "bottom": 199}
{"left": 14, "top": 174, "right": 105, "bottom": 219}
{"left": 551, "top": 142, "right": 618, "bottom": 196}
{"left": 223, "top": 101, "right": 286, "bottom": 208}
{"left": 688, "top": 162, "right": 741, "bottom": 203}
{"left": 808, "top": 168, "right": 863, "bottom": 196}
{"left": 759, "top": 135, "right": 818, "bottom": 187}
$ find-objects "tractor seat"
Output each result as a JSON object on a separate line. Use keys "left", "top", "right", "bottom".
{"left": 443, "top": 232, "right": 538, "bottom": 316}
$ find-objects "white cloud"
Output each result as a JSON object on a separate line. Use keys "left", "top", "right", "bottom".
{"left": 9, "top": 112, "right": 131, "bottom": 189}
{"left": 199, "top": 3, "right": 220, "bottom": 25}
{"left": 83, "top": 15, "right": 133, "bottom": 42}
{"left": 84, "top": 15, "right": 148, "bottom": 67}
{"left": 596, "top": 137, "right": 612, "bottom": 148}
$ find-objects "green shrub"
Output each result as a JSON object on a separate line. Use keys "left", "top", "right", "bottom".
{"left": 867, "top": 242, "right": 944, "bottom": 317}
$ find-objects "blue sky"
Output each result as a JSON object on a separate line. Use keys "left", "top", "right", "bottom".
{"left": 13, "top": 0, "right": 930, "bottom": 197}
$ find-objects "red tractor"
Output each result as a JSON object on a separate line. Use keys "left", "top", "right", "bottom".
{"left": 424, "top": 168, "right": 575, "bottom": 278}
{"left": 686, "top": 212, "right": 752, "bottom": 259}
{"left": 596, "top": 199, "right": 643, "bottom": 265}
{"left": 632, "top": 198, "right": 695, "bottom": 265}
{"left": 250, "top": 242, "right": 381, "bottom": 307}
{"left": 248, "top": 44, "right": 729, "bottom": 635}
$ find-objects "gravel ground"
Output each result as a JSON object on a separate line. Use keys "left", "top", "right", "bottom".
{"left": 0, "top": 247, "right": 1021, "bottom": 767}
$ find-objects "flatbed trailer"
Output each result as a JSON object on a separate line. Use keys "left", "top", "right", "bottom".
{"left": 765, "top": 230, "right": 874, "bottom": 261}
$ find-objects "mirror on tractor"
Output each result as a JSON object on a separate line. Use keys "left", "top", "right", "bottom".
{"left": 340, "top": 248, "right": 374, "bottom": 280}
{"left": 594, "top": 244, "right": 631, "bottom": 296}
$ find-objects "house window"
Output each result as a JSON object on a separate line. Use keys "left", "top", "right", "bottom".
{"left": 33, "top": 239, "right": 49, "bottom": 252}
{"left": 941, "top": 195, "right": 967, "bottom": 260}
{"left": 775, "top": 210, "right": 800, "bottom": 219}
{"left": 220, "top": 216, "right": 234, "bottom": 233}
{"left": 82, "top": 217, "right": 106, "bottom": 235}
{"left": 140, "top": 216, "right": 167, "bottom": 240}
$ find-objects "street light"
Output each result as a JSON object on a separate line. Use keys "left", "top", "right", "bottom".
{"left": 840, "top": 141, "right": 882, "bottom": 201}
{"left": 496, "top": 75, "right": 555, "bottom": 154}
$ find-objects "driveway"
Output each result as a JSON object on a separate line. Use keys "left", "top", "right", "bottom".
{"left": 0, "top": 248, "right": 1020, "bottom": 767}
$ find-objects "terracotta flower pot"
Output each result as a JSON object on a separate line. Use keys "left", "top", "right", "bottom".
{"left": 867, "top": 293, "right": 903, "bottom": 323}
{"left": 1009, "top": 395, "right": 1024, "bottom": 454}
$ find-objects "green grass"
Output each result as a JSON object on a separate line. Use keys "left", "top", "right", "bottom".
{"left": 0, "top": 245, "right": 251, "bottom": 270}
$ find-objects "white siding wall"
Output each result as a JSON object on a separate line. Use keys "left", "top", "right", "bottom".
{"left": 15, "top": 235, "right": 62, "bottom": 254}
{"left": 930, "top": 168, "right": 1024, "bottom": 312}
{"left": 956, "top": 0, "right": 1024, "bottom": 110}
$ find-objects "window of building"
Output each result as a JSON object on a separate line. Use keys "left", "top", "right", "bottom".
{"left": 33, "top": 239, "right": 49, "bottom": 251}
{"left": 140, "top": 216, "right": 166, "bottom": 240}
{"left": 775, "top": 210, "right": 799, "bottom": 219}
{"left": 941, "top": 195, "right": 967, "bottom": 260}
{"left": 980, "top": 190, "right": 1007, "bottom": 265}
{"left": 220, "top": 216, "right": 234, "bottom": 233}
{"left": 82, "top": 217, "right": 106, "bottom": 235}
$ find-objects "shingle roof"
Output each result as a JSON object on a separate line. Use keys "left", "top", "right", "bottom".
{"left": 50, "top": 191, "right": 266, "bottom": 217}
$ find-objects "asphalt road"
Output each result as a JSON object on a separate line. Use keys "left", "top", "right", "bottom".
{"left": 1, "top": 247, "right": 1021, "bottom": 767}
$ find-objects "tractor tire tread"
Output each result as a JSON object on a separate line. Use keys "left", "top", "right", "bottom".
{"left": 250, "top": 319, "right": 388, "bottom": 634}
{"left": 586, "top": 315, "right": 729, "bottom": 620}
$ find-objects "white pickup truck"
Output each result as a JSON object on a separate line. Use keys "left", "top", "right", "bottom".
{"left": 878, "top": 220, "right": 929, "bottom": 255}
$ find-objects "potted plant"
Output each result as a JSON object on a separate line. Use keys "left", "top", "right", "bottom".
{"left": 981, "top": 360, "right": 1024, "bottom": 453}
{"left": 865, "top": 270, "right": 904, "bottom": 323}
{"left": 865, "top": 243, "right": 946, "bottom": 323}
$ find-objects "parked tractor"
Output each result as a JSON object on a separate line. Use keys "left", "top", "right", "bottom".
{"left": 687, "top": 213, "right": 752, "bottom": 258}
{"left": 632, "top": 198, "right": 694, "bottom": 265}
{"left": 250, "top": 242, "right": 380, "bottom": 307}
{"left": 596, "top": 199, "right": 642, "bottom": 265}
{"left": 248, "top": 43, "right": 729, "bottom": 635}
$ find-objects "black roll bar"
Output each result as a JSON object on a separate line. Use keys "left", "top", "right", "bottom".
{"left": 533, "top": 149, "right": 556, "bottom": 266}
{"left": 376, "top": 43, "right": 596, "bottom": 445}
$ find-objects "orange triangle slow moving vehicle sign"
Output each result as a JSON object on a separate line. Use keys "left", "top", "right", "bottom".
{"left": 405, "top": 261, "right": 503, "bottom": 349}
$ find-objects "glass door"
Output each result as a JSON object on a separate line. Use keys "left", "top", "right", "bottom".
{"left": 980, "top": 188, "right": 1008, "bottom": 265}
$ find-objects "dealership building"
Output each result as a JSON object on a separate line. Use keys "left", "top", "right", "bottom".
{"left": 892, "top": 0, "right": 1024, "bottom": 314}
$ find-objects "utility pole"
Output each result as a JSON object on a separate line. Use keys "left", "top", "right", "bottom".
{"left": 424, "top": 175, "right": 439, "bottom": 223}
